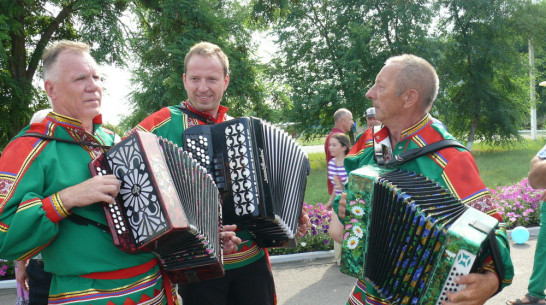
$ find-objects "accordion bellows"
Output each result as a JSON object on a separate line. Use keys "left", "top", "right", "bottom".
{"left": 341, "top": 165, "right": 499, "bottom": 305}
{"left": 90, "top": 131, "right": 223, "bottom": 283}
{"left": 183, "top": 117, "right": 310, "bottom": 248}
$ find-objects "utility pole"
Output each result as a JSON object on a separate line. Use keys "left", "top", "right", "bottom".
{"left": 530, "top": 39, "right": 537, "bottom": 140}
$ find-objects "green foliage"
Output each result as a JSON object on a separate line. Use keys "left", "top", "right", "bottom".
{"left": 271, "top": 0, "right": 435, "bottom": 137}
{"left": 122, "top": 0, "right": 285, "bottom": 130}
{"left": 434, "top": 0, "right": 532, "bottom": 146}
{"left": 0, "top": 0, "right": 131, "bottom": 149}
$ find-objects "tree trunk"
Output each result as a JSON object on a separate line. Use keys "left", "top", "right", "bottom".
{"left": 466, "top": 117, "right": 478, "bottom": 151}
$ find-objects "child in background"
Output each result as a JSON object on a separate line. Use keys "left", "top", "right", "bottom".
{"left": 325, "top": 133, "right": 351, "bottom": 265}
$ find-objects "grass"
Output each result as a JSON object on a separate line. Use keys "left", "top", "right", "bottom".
{"left": 303, "top": 138, "right": 546, "bottom": 205}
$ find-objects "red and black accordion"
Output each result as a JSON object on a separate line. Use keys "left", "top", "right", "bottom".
{"left": 89, "top": 130, "right": 223, "bottom": 283}
{"left": 183, "top": 117, "right": 310, "bottom": 248}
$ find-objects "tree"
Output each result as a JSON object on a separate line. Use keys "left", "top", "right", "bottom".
{"left": 0, "top": 0, "right": 131, "bottom": 149}
{"left": 271, "top": 0, "right": 434, "bottom": 139}
{"left": 121, "top": 0, "right": 285, "bottom": 130}
{"left": 434, "top": 0, "right": 528, "bottom": 149}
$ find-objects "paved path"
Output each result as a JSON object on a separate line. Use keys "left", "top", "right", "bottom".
{"left": 271, "top": 238, "right": 538, "bottom": 305}
{"left": 0, "top": 237, "right": 537, "bottom": 305}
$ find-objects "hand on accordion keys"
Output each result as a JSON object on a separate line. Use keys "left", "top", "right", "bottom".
{"left": 221, "top": 224, "right": 242, "bottom": 255}
{"left": 442, "top": 270, "right": 500, "bottom": 305}
{"left": 59, "top": 175, "right": 120, "bottom": 210}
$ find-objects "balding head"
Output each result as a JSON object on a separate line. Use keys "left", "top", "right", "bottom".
{"left": 385, "top": 54, "right": 439, "bottom": 110}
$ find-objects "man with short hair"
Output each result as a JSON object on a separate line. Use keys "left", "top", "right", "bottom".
{"left": 0, "top": 40, "right": 178, "bottom": 304}
{"left": 325, "top": 108, "right": 353, "bottom": 196}
{"left": 135, "top": 41, "right": 310, "bottom": 305}
{"left": 330, "top": 54, "right": 513, "bottom": 305}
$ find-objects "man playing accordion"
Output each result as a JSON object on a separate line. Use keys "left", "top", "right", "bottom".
{"left": 135, "top": 41, "right": 311, "bottom": 305}
{"left": 329, "top": 54, "right": 514, "bottom": 305}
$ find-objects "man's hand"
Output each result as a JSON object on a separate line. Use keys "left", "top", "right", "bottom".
{"left": 338, "top": 193, "right": 347, "bottom": 219}
{"left": 59, "top": 175, "right": 120, "bottom": 210}
{"left": 16, "top": 260, "right": 29, "bottom": 291}
{"left": 442, "top": 271, "right": 499, "bottom": 305}
{"left": 221, "top": 224, "right": 241, "bottom": 255}
{"left": 297, "top": 205, "right": 311, "bottom": 236}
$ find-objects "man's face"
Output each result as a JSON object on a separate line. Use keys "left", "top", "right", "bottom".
{"left": 365, "top": 63, "right": 404, "bottom": 126}
{"left": 183, "top": 54, "right": 230, "bottom": 116}
{"left": 341, "top": 113, "right": 354, "bottom": 133}
{"left": 45, "top": 51, "right": 102, "bottom": 123}
{"left": 366, "top": 116, "right": 380, "bottom": 128}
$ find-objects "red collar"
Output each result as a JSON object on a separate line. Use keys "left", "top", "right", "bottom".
{"left": 183, "top": 101, "right": 230, "bottom": 124}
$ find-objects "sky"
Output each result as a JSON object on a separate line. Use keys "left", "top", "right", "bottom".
{"left": 99, "top": 64, "right": 133, "bottom": 126}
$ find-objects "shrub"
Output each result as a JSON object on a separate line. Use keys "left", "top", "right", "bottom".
{"left": 269, "top": 178, "right": 544, "bottom": 256}
{"left": 0, "top": 260, "right": 15, "bottom": 280}
{"left": 269, "top": 203, "right": 333, "bottom": 255}
{"left": 490, "top": 178, "right": 542, "bottom": 229}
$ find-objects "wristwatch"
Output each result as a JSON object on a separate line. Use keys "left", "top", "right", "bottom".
{"left": 537, "top": 144, "right": 546, "bottom": 159}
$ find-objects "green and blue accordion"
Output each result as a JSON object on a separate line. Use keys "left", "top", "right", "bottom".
{"left": 340, "top": 165, "right": 499, "bottom": 305}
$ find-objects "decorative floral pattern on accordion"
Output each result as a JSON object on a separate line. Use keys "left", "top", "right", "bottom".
{"left": 106, "top": 136, "right": 167, "bottom": 243}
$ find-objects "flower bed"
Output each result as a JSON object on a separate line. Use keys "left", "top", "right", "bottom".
{"left": 0, "top": 260, "right": 15, "bottom": 281}
{"left": 490, "top": 178, "right": 542, "bottom": 228}
{"left": 270, "top": 178, "right": 543, "bottom": 256}
{"left": 269, "top": 203, "right": 333, "bottom": 255}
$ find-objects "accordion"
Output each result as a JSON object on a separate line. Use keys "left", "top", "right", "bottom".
{"left": 182, "top": 117, "right": 310, "bottom": 248}
{"left": 89, "top": 130, "right": 223, "bottom": 283}
{"left": 341, "top": 165, "right": 500, "bottom": 305}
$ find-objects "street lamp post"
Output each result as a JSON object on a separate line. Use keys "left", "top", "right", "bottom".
{"left": 538, "top": 81, "right": 546, "bottom": 138}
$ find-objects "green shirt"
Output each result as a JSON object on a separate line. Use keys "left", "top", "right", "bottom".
{"left": 0, "top": 112, "right": 170, "bottom": 305}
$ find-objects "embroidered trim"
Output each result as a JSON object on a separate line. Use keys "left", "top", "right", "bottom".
{"left": 48, "top": 269, "right": 163, "bottom": 305}
{"left": 42, "top": 192, "right": 71, "bottom": 223}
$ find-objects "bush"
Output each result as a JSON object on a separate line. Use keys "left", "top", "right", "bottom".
{"left": 490, "top": 178, "right": 542, "bottom": 229}
{"left": 269, "top": 178, "right": 543, "bottom": 256}
{"left": 0, "top": 260, "right": 15, "bottom": 280}
{"left": 269, "top": 203, "right": 334, "bottom": 255}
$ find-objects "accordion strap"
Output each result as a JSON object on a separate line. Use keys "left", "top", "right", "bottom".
{"left": 67, "top": 213, "right": 110, "bottom": 233}
{"left": 176, "top": 106, "right": 215, "bottom": 125}
{"left": 382, "top": 139, "right": 468, "bottom": 168}
{"left": 19, "top": 132, "right": 112, "bottom": 149}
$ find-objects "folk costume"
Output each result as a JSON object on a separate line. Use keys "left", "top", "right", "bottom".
{"left": 0, "top": 112, "right": 177, "bottom": 305}
{"left": 135, "top": 101, "right": 276, "bottom": 305}
{"left": 335, "top": 114, "right": 514, "bottom": 305}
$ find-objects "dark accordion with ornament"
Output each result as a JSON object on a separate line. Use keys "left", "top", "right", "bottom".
{"left": 89, "top": 130, "right": 223, "bottom": 283}
{"left": 183, "top": 116, "right": 310, "bottom": 248}
{"left": 341, "top": 165, "right": 503, "bottom": 305}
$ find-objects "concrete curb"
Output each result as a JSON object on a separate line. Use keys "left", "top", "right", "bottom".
{"left": 0, "top": 280, "right": 15, "bottom": 289}
{"left": 270, "top": 250, "right": 334, "bottom": 265}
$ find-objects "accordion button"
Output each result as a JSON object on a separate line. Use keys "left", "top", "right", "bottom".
{"left": 118, "top": 230, "right": 122, "bottom": 234}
